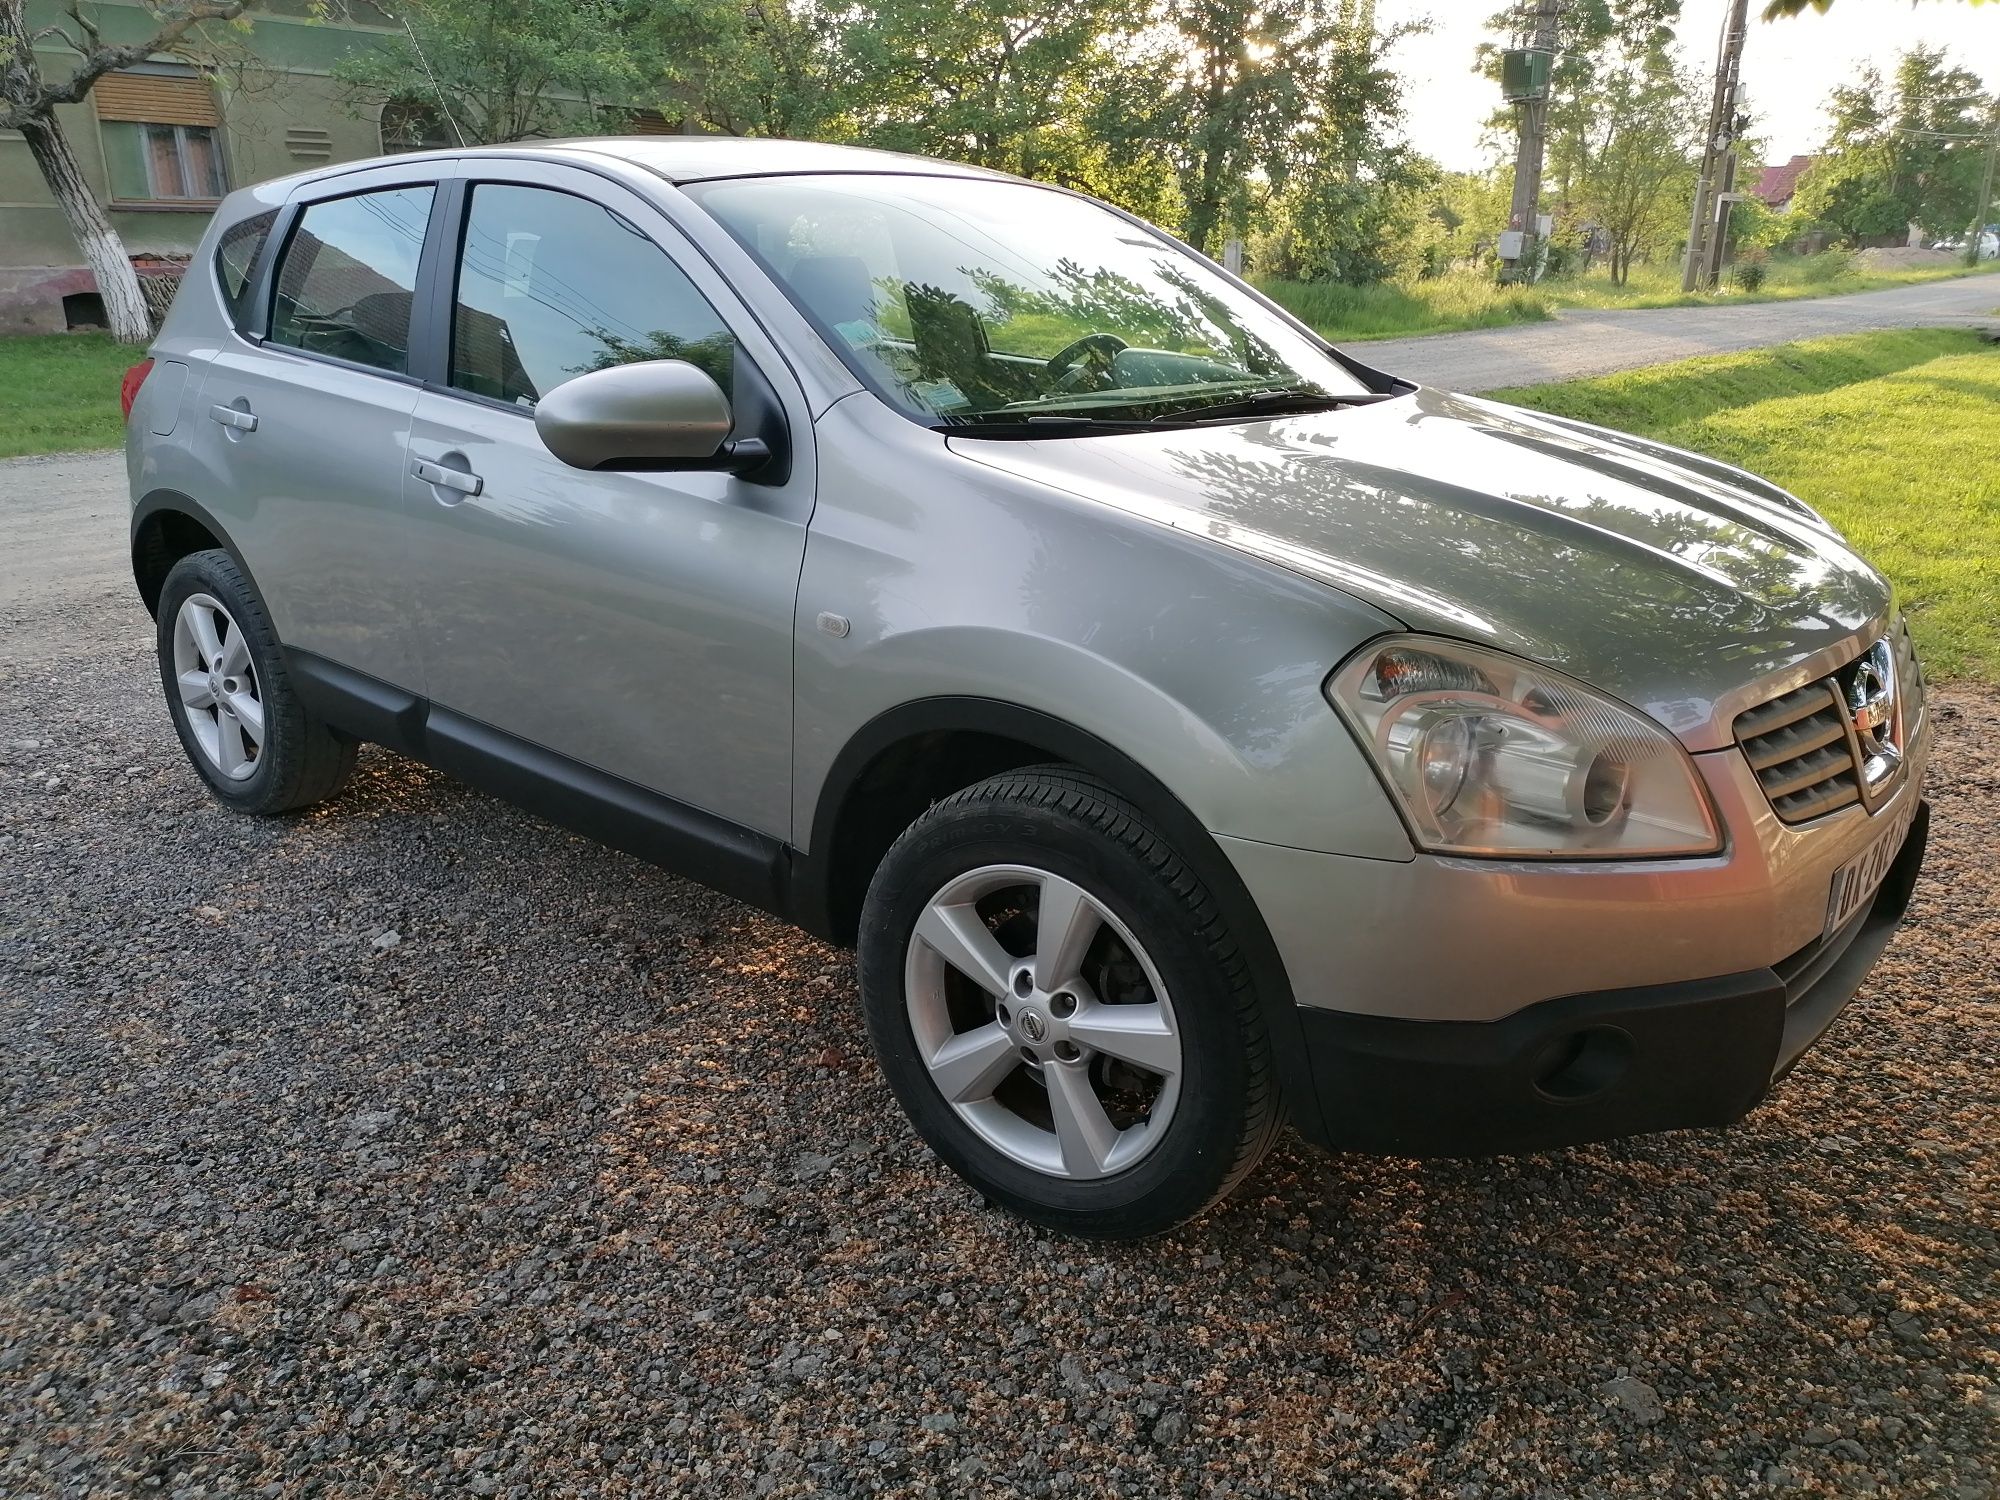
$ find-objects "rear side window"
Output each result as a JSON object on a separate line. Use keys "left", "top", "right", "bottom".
{"left": 214, "top": 208, "right": 277, "bottom": 331}
{"left": 269, "top": 185, "right": 435, "bottom": 374}
{"left": 447, "top": 183, "right": 735, "bottom": 408}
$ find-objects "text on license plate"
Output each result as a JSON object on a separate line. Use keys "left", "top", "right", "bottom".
{"left": 1825, "top": 794, "right": 1917, "bottom": 938}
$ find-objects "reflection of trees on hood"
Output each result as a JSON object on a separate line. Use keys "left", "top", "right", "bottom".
{"left": 1155, "top": 422, "right": 1885, "bottom": 695}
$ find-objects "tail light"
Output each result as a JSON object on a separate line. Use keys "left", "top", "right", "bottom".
{"left": 120, "top": 358, "right": 154, "bottom": 421}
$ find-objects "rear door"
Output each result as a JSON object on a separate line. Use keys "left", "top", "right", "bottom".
{"left": 403, "top": 160, "right": 815, "bottom": 838}
{"left": 195, "top": 162, "right": 449, "bottom": 690}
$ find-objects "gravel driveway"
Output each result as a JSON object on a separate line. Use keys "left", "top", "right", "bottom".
{"left": 1368, "top": 273, "right": 2000, "bottom": 392}
{"left": 3, "top": 452, "right": 1997, "bottom": 1497}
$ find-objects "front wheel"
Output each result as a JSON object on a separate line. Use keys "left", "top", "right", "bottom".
{"left": 858, "top": 767, "right": 1283, "bottom": 1237}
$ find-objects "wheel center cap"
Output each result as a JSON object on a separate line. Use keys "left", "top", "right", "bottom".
{"left": 1018, "top": 1009, "right": 1048, "bottom": 1043}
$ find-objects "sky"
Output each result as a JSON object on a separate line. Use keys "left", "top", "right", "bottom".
{"left": 1391, "top": 0, "right": 2000, "bottom": 173}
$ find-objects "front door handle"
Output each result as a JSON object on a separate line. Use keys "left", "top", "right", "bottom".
{"left": 411, "top": 458, "right": 483, "bottom": 497}
{"left": 208, "top": 403, "right": 257, "bottom": 432}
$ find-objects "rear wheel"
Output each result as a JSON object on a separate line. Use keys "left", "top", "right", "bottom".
{"left": 156, "top": 549, "right": 356, "bottom": 814}
{"left": 858, "top": 767, "right": 1282, "bottom": 1238}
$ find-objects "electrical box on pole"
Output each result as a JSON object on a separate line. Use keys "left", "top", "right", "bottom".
{"left": 1499, "top": 0, "right": 1562, "bottom": 286}
{"left": 1501, "top": 49, "right": 1553, "bottom": 103}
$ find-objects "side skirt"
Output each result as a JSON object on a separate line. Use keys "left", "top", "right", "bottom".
{"left": 287, "top": 649, "right": 797, "bottom": 921}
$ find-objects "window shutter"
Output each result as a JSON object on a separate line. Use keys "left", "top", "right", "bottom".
{"left": 93, "top": 73, "right": 221, "bottom": 128}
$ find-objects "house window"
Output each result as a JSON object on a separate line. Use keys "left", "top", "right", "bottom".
{"left": 93, "top": 71, "right": 227, "bottom": 204}
{"left": 380, "top": 99, "right": 455, "bottom": 154}
{"left": 103, "top": 123, "right": 227, "bottom": 202}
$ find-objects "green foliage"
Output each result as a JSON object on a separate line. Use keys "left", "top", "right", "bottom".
{"left": 1763, "top": 0, "right": 1990, "bottom": 15}
{"left": 328, "top": 0, "right": 650, "bottom": 143}
{"left": 1474, "top": 2, "right": 1701, "bottom": 280}
{"left": 1793, "top": 48, "right": 1993, "bottom": 243}
{"left": 0, "top": 335, "right": 132, "bottom": 457}
{"left": 1498, "top": 329, "right": 2000, "bottom": 680}
{"left": 646, "top": 0, "right": 855, "bottom": 140}
{"left": 1731, "top": 246, "right": 1768, "bottom": 292}
{"left": 1259, "top": 274, "right": 1552, "bottom": 339}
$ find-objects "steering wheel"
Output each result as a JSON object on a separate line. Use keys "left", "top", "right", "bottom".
{"left": 1046, "top": 332, "right": 1130, "bottom": 392}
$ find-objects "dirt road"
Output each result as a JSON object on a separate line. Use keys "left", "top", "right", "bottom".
{"left": 1365, "top": 273, "right": 2000, "bottom": 392}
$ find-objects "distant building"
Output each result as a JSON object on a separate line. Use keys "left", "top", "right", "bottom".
{"left": 0, "top": 0, "right": 679, "bottom": 334}
{"left": 1751, "top": 155, "right": 1816, "bottom": 214}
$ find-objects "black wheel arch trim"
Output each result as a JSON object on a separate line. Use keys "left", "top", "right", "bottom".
{"left": 131, "top": 489, "right": 264, "bottom": 618}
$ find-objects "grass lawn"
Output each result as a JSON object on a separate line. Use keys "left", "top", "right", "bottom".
{"left": 1262, "top": 257, "right": 2000, "bottom": 344}
{"left": 1495, "top": 327, "right": 2000, "bottom": 683}
{"left": 0, "top": 333, "right": 137, "bottom": 457}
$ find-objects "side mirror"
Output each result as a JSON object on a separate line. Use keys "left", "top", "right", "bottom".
{"left": 534, "top": 359, "right": 764, "bottom": 472}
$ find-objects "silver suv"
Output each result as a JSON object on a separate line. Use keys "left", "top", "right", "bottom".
{"left": 124, "top": 139, "right": 1931, "bottom": 1237}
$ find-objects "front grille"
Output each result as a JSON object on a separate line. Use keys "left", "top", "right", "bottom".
{"left": 1735, "top": 679, "right": 1862, "bottom": 823}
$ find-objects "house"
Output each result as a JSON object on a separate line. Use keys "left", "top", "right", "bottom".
{"left": 1751, "top": 155, "right": 1816, "bottom": 214}
{"left": 0, "top": 0, "right": 678, "bottom": 334}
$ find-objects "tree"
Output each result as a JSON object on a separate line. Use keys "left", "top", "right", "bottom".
{"left": 1576, "top": 52, "right": 1699, "bottom": 281}
{"left": 1763, "top": 0, "right": 1987, "bottom": 16}
{"left": 648, "top": 0, "right": 855, "bottom": 140}
{"left": 837, "top": 0, "right": 1132, "bottom": 173}
{"left": 1260, "top": 25, "right": 1438, "bottom": 283}
{"left": 1, "top": 0, "right": 248, "bottom": 342}
{"left": 1105, "top": 0, "right": 1333, "bottom": 256}
{"left": 1477, "top": 0, "right": 1697, "bottom": 280}
{"left": 330, "top": 0, "right": 653, "bottom": 146}
{"left": 1479, "top": 0, "right": 1682, "bottom": 208}
{"left": 1793, "top": 48, "right": 1990, "bottom": 241}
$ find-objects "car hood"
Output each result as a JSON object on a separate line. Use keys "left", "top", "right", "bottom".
{"left": 947, "top": 387, "right": 1891, "bottom": 749}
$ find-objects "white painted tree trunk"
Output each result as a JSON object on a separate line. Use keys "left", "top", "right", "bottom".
{"left": 18, "top": 112, "right": 153, "bottom": 343}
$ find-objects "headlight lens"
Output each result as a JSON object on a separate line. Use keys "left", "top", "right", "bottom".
{"left": 1327, "top": 637, "right": 1722, "bottom": 859}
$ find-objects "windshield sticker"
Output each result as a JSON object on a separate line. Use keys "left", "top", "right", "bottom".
{"left": 834, "top": 318, "right": 885, "bottom": 349}
{"left": 910, "top": 380, "right": 969, "bottom": 413}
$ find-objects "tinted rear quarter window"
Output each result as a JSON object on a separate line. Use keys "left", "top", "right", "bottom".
{"left": 214, "top": 209, "right": 277, "bottom": 331}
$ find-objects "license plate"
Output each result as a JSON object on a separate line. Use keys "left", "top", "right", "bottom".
{"left": 1824, "top": 791, "right": 1918, "bottom": 938}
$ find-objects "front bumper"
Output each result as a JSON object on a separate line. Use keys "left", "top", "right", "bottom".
{"left": 1288, "top": 799, "right": 1927, "bottom": 1156}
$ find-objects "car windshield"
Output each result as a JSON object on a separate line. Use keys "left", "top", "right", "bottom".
{"left": 687, "top": 173, "right": 1374, "bottom": 430}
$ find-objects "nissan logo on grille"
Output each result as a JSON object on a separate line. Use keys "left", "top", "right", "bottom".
{"left": 1843, "top": 639, "right": 1902, "bottom": 794}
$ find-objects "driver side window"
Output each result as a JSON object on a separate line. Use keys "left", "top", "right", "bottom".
{"left": 268, "top": 185, "right": 435, "bottom": 374}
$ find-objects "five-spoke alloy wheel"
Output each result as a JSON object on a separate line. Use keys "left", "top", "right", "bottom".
{"left": 860, "top": 767, "right": 1282, "bottom": 1238}
{"left": 907, "top": 863, "right": 1184, "bottom": 1180}
{"left": 171, "top": 592, "right": 265, "bottom": 780}
{"left": 155, "top": 549, "right": 356, "bottom": 814}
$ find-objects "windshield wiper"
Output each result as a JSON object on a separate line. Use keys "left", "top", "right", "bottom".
{"left": 1173, "top": 389, "right": 1399, "bottom": 424}
{"left": 936, "top": 389, "right": 1402, "bottom": 439}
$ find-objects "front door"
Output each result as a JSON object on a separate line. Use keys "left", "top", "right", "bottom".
{"left": 405, "top": 165, "right": 813, "bottom": 839}
{"left": 195, "top": 170, "right": 443, "bottom": 689}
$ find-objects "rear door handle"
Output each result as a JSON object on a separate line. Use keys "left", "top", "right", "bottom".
{"left": 411, "top": 459, "right": 483, "bottom": 496}
{"left": 208, "top": 404, "right": 257, "bottom": 432}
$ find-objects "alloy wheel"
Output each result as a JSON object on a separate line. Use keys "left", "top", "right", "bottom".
{"left": 904, "top": 864, "right": 1183, "bottom": 1179}
{"left": 171, "top": 593, "right": 264, "bottom": 781}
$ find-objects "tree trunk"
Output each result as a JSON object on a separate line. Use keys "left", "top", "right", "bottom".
{"left": 18, "top": 111, "right": 152, "bottom": 343}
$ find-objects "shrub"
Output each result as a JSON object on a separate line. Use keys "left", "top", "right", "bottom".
{"left": 1731, "top": 248, "right": 1769, "bottom": 293}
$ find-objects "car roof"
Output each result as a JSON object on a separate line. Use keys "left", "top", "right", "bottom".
{"left": 361, "top": 137, "right": 1023, "bottom": 187}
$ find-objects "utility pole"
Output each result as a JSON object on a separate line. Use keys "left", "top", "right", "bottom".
{"left": 1969, "top": 99, "right": 1999, "bottom": 266}
{"left": 1499, "top": 0, "right": 1561, "bottom": 285}
{"left": 1683, "top": 0, "right": 1752, "bottom": 292}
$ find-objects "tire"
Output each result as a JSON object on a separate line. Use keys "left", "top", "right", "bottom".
{"left": 156, "top": 548, "right": 356, "bottom": 814}
{"left": 858, "top": 766, "right": 1283, "bottom": 1238}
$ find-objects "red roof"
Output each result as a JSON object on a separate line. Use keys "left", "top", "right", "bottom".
{"left": 1753, "top": 155, "right": 1815, "bottom": 209}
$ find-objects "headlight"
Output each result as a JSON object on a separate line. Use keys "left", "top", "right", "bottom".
{"left": 1327, "top": 636, "right": 1722, "bottom": 859}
